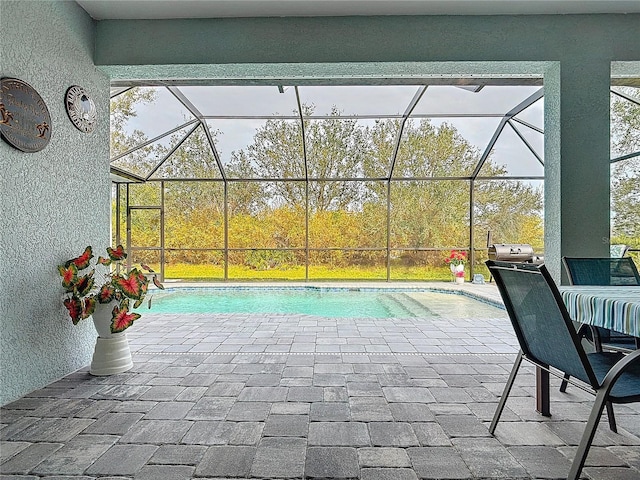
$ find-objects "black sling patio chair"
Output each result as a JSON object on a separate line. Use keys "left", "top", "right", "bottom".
{"left": 561, "top": 257, "right": 640, "bottom": 353}
{"left": 486, "top": 260, "right": 640, "bottom": 480}
{"left": 563, "top": 256, "right": 640, "bottom": 287}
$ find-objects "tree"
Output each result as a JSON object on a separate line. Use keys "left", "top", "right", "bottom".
{"left": 226, "top": 152, "right": 271, "bottom": 216}
{"left": 227, "top": 105, "right": 371, "bottom": 213}
{"left": 368, "top": 120, "right": 542, "bottom": 252}
{"left": 110, "top": 89, "right": 160, "bottom": 177}
{"left": 611, "top": 87, "right": 640, "bottom": 239}
{"left": 110, "top": 88, "right": 156, "bottom": 155}
{"left": 176, "top": 111, "right": 542, "bottom": 267}
{"left": 151, "top": 125, "right": 220, "bottom": 180}
{"left": 473, "top": 179, "right": 543, "bottom": 249}
{"left": 383, "top": 121, "right": 476, "bottom": 249}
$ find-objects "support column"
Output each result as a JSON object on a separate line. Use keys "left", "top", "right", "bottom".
{"left": 544, "top": 60, "right": 611, "bottom": 283}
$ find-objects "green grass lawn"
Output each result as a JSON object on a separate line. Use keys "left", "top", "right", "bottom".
{"left": 160, "top": 263, "right": 487, "bottom": 282}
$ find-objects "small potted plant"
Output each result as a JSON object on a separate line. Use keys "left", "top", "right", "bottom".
{"left": 58, "top": 245, "right": 164, "bottom": 334}
{"left": 445, "top": 250, "right": 467, "bottom": 283}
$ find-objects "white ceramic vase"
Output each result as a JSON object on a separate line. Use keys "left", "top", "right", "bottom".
{"left": 91, "top": 301, "right": 118, "bottom": 338}
{"left": 452, "top": 264, "right": 465, "bottom": 284}
{"left": 90, "top": 301, "right": 133, "bottom": 376}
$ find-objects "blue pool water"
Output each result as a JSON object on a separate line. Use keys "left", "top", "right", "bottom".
{"left": 146, "top": 287, "right": 435, "bottom": 318}
{"left": 144, "top": 287, "right": 505, "bottom": 319}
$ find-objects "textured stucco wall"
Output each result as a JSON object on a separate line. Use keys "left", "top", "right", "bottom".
{"left": 543, "top": 64, "right": 563, "bottom": 282}
{"left": 94, "top": 14, "right": 640, "bottom": 66}
{"left": 0, "top": 0, "right": 110, "bottom": 405}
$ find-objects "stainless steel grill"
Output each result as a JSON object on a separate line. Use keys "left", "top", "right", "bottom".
{"left": 488, "top": 243, "right": 539, "bottom": 263}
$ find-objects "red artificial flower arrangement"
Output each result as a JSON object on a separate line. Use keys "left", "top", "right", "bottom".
{"left": 444, "top": 249, "right": 467, "bottom": 267}
{"left": 58, "top": 245, "right": 164, "bottom": 333}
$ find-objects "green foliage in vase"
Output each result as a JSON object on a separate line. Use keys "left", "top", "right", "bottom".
{"left": 58, "top": 245, "right": 164, "bottom": 333}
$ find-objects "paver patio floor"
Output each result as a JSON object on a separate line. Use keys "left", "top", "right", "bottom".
{"left": 2, "top": 283, "right": 639, "bottom": 479}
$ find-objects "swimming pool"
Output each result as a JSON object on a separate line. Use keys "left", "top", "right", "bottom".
{"left": 145, "top": 287, "right": 504, "bottom": 319}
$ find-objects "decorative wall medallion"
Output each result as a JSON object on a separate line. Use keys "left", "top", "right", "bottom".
{"left": 0, "top": 77, "right": 51, "bottom": 152}
{"left": 65, "top": 85, "right": 96, "bottom": 133}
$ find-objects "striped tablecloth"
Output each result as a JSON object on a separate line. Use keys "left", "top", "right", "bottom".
{"left": 559, "top": 286, "right": 640, "bottom": 337}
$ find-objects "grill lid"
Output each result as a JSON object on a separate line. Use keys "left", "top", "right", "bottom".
{"left": 488, "top": 243, "right": 535, "bottom": 262}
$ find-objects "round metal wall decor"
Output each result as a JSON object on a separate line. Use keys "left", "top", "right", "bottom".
{"left": 65, "top": 85, "right": 97, "bottom": 133}
{"left": 0, "top": 77, "right": 51, "bottom": 152}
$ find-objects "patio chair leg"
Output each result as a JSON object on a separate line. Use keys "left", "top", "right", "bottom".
{"left": 605, "top": 401, "right": 617, "bottom": 433}
{"left": 567, "top": 389, "right": 608, "bottom": 480}
{"left": 489, "top": 350, "right": 523, "bottom": 435}
{"left": 590, "top": 326, "right": 604, "bottom": 353}
{"left": 559, "top": 373, "right": 570, "bottom": 393}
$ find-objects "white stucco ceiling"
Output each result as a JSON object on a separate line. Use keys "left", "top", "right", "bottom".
{"left": 76, "top": 0, "right": 640, "bottom": 20}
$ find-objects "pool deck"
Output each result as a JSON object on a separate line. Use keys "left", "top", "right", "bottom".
{"left": 2, "top": 281, "right": 639, "bottom": 479}
{"left": 128, "top": 281, "right": 510, "bottom": 357}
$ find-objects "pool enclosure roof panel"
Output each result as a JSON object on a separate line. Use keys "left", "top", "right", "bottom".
{"left": 111, "top": 81, "right": 549, "bottom": 183}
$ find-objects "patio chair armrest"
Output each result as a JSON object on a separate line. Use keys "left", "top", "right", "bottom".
{"left": 599, "top": 348, "right": 640, "bottom": 391}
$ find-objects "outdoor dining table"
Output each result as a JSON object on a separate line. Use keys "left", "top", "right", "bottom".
{"left": 534, "top": 286, "right": 640, "bottom": 416}
{"left": 559, "top": 285, "right": 640, "bottom": 337}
